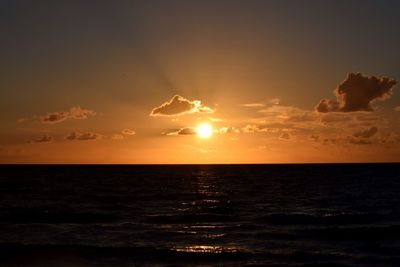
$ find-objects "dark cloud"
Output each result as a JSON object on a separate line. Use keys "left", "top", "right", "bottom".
{"left": 353, "top": 126, "right": 378, "bottom": 138}
{"left": 279, "top": 132, "right": 291, "bottom": 140}
{"left": 41, "top": 111, "right": 69, "bottom": 123}
{"left": 40, "top": 106, "right": 96, "bottom": 123}
{"left": 65, "top": 131, "right": 101, "bottom": 141}
{"left": 165, "top": 127, "right": 197, "bottom": 136}
{"left": 349, "top": 139, "right": 373, "bottom": 145}
{"left": 122, "top": 129, "right": 136, "bottom": 135}
{"left": 309, "top": 135, "right": 320, "bottom": 142}
{"left": 316, "top": 73, "right": 397, "bottom": 113}
{"left": 28, "top": 135, "right": 53, "bottom": 143}
{"left": 315, "top": 99, "right": 340, "bottom": 113}
{"left": 150, "top": 95, "right": 214, "bottom": 117}
{"left": 178, "top": 127, "right": 197, "bottom": 135}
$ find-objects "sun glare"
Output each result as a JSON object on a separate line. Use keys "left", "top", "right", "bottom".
{"left": 197, "top": 123, "right": 213, "bottom": 138}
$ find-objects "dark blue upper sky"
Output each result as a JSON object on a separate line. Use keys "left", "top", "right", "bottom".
{"left": 1, "top": 1, "right": 399, "bottom": 113}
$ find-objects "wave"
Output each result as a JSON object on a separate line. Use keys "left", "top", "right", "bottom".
{"left": 3, "top": 243, "right": 398, "bottom": 267}
{"left": 0, "top": 243, "right": 253, "bottom": 265}
{"left": 305, "top": 225, "right": 400, "bottom": 241}
{"left": 144, "top": 213, "right": 237, "bottom": 224}
{"left": 256, "top": 212, "right": 390, "bottom": 226}
{"left": 0, "top": 210, "right": 119, "bottom": 224}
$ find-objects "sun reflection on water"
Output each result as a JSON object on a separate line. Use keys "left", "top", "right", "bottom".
{"left": 168, "top": 168, "right": 247, "bottom": 255}
{"left": 172, "top": 245, "right": 240, "bottom": 253}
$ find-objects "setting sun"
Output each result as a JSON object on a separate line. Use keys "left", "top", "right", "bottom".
{"left": 197, "top": 123, "right": 213, "bottom": 138}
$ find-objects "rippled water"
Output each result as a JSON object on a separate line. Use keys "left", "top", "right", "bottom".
{"left": 0, "top": 164, "right": 400, "bottom": 266}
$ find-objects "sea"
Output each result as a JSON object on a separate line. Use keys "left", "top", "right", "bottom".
{"left": 0, "top": 164, "right": 400, "bottom": 266}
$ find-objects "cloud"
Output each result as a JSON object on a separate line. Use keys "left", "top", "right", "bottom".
{"left": 240, "top": 99, "right": 280, "bottom": 107}
{"left": 28, "top": 135, "right": 53, "bottom": 143}
{"left": 279, "top": 132, "right": 291, "bottom": 140}
{"left": 177, "top": 127, "right": 197, "bottom": 135}
{"left": 40, "top": 106, "right": 96, "bottom": 124}
{"left": 349, "top": 139, "right": 373, "bottom": 145}
{"left": 319, "top": 113, "right": 353, "bottom": 124}
{"left": 150, "top": 95, "right": 214, "bottom": 116}
{"left": 122, "top": 129, "right": 136, "bottom": 135}
{"left": 380, "top": 133, "right": 400, "bottom": 144}
{"left": 111, "top": 134, "right": 125, "bottom": 140}
{"left": 68, "top": 106, "right": 96, "bottom": 119}
{"left": 239, "top": 103, "right": 266, "bottom": 108}
{"left": 315, "top": 99, "right": 340, "bottom": 113}
{"left": 242, "top": 124, "right": 269, "bottom": 133}
{"left": 287, "top": 112, "right": 318, "bottom": 122}
{"left": 356, "top": 115, "right": 380, "bottom": 122}
{"left": 65, "top": 131, "right": 101, "bottom": 141}
{"left": 315, "top": 73, "right": 397, "bottom": 113}
{"left": 165, "top": 127, "right": 197, "bottom": 136}
{"left": 353, "top": 126, "right": 378, "bottom": 138}
{"left": 215, "top": 127, "right": 240, "bottom": 134}
{"left": 208, "top": 117, "right": 226, "bottom": 122}
{"left": 269, "top": 98, "right": 281, "bottom": 105}
{"left": 41, "top": 111, "right": 69, "bottom": 123}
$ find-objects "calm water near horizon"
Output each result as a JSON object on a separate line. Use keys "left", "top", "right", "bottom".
{"left": 0, "top": 163, "right": 400, "bottom": 266}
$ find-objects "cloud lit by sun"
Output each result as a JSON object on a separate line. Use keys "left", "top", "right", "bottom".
{"left": 197, "top": 123, "right": 213, "bottom": 138}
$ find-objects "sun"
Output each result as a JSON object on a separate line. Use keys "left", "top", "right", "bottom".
{"left": 197, "top": 123, "right": 213, "bottom": 138}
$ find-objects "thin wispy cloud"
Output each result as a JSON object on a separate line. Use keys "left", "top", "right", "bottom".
{"left": 65, "top": 131, "right": 102, "bottom": 141}
{"left": 353, "top": 127, "right": 378, "bottom": 138}
{"left": 122, "top": 129, "right": 136, "bottom": 135}
{"left": 239, "top": 103, "right": 266, "bottom": 108}
{"left": 40, "top": 106, "right": 96, "bottom": 124}
{"left": 27, "top": 135, "right": 53, "bottom": 143}
{"left": 111, "top": 134, "right": 125, "bottom": 140}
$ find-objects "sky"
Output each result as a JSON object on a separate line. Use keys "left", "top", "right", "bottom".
{"left": 1, "top": 0, "right": 400, "bottom": 163}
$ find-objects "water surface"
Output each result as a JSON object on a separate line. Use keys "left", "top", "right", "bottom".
{"left": 1, "top": 164, "right": 399, "bottom": 266}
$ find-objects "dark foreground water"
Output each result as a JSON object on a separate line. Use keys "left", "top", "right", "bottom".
{"left": 0, "top": 164, "right": 400, "bottom": 266}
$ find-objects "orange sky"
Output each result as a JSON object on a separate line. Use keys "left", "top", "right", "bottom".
{"left": 1, "top": 1, "right": 400, "bottom": 163}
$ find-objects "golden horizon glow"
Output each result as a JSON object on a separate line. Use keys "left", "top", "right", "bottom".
{"left": 197, "top": 123, "right": 213, "bottom": 139}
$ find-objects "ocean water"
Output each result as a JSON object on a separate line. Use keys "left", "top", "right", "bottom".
{"left": 0, "top": 164, "right": 400, "bottom": 266}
